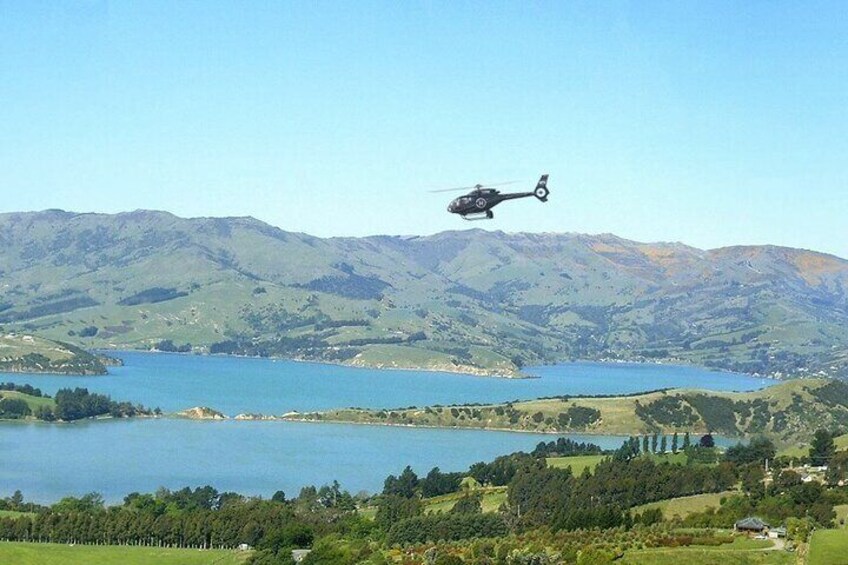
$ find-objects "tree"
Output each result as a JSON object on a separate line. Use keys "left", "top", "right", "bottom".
{"left": 420, "top": 467, "right": 463, "bottom": 498}
{"left": 775, "top": 469, "right": 802, "bottom": 491}
{"left": 9, "top": 491, "right": 24, "bottom": 511}
{"left": 725, "top": 437, "right": 775, "bottom": 466}
{"left": 682, "top": 432, "right": 691, "bottom": 450}
{"left": 450, "top": 492, "right": 482, "bottom": 515}
{"left": 660, "top": 436, "right": 667, "bottom": 454}
{"left": 642, "top": 435, "right": 649, "bottom": 454}
{"left": 699, "top": 433, "right": 715, "bottom": 448}
{"left": 374, "top": 495, "right": 421, "bottom": 531}
{"left": 651, "top": 433, "right": 658, "bottom": 453}
{"left": 826, "top": 451, "right": 848, "bottom": 486}
{"left": 671, "top": 432, "right": 679, "bottom": 454}
{"left": 0, "top": 398, "right": 31, "bottom": 419}
{"left": 383, "top": 466, "right": 419, "bottom": 498}
{"left": 809, "top": 429, "right": 836, "bottom": 467}
{"left": 786, "top": 517, "right": 814, "bottom": 543}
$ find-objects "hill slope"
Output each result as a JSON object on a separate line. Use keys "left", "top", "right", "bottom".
{"left": 1, "top": 210, "right": 847, "bottom": 377}
{"left": 288, "top": 378, "right": 848, "bottom": 446}
{"left": 0, "top": 333, "right": 107, "bottom": 375}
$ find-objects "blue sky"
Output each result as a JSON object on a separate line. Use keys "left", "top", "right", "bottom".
{"left": 1, "top": 1, "right": 846, "bottom": 257}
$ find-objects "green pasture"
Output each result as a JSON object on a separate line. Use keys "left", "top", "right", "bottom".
{"left": 423, "top": 487, "right": 508, "bottom": 514}
{"left": 632, "top": 491, "right": 737, "bottom": 520}
{"left": 620, "top": 536, "right": 791, "bottom": 564}
{"left": 0, "top": 510, "right": 36, "bottom": 519}
{"left": 0, "top": 542, "right": 248, "bottom": 565}
{"left": 809, "top": 529, "right": 848, "bottom": 565}
{"left": 546, "top": 454, "right": 607, "bottom": 474}
{"left": 0, "top": 390, "right": 55, "bottom": 412}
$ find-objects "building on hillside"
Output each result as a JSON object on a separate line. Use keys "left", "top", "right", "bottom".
{"left": 768, "top": 527, "right": 787, "bottom": 539}
{"left": 292, "top": 549, "right": 312, "bottom": 563}
{"left": 734, "top": 517, "right": 770, "bottom": 533}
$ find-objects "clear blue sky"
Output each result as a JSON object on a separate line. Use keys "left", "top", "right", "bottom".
{"left": 1, "top": 1, "right": 846, "bottom": 257}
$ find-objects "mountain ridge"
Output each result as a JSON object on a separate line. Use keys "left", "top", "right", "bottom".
{"left": 0, "top": 209, "right": 846, "bottom": 378}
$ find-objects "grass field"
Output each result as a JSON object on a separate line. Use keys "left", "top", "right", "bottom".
{"left": 809, "top": 529, "right": 848, "bottom": 565}
{"left": 0, "top": 542, "right": 249, "bottom": 565}
{"left": 620, "top": 536, "right": 792, "bottom": 564}
{"left": 0, "top": 510, "right": 36, "bottom": 519}
{"left": 834, "top": 504, "right": 848, "bottom": 528}
{"left": 0, "top": 390, "right": 55, "bottom": 413}
{"left": 546, "top": 454, "right": 607, "bottom": 474}
{"left": 423, "top": 487, "right": 508, "bottom": 514}
{"left": 632, "top": 491, "right": 737, "bottom": 520}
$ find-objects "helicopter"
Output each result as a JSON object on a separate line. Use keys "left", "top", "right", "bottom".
{"left": 433, "top": 175, "right": 550, "bottom": 220}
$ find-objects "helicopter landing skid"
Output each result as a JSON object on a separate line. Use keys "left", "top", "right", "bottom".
{"left": 461, "top": 211, "right": 494, "bottom": 221}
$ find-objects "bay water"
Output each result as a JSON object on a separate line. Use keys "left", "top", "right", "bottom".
{"left": 1, "top": 353, "right": 766, "bottom": 502}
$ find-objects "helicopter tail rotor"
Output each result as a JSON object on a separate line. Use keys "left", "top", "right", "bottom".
{"left": 533, "top": 174, "right": 550, "bottom": 202}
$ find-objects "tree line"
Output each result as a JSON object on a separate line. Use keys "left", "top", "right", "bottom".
{"left": 0, "top": 382, "right": 157, "bottom": 421}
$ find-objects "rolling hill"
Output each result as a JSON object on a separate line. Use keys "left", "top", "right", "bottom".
{"left": 0, "top": 333, "right": 108, "bottom": 375}
{"left": 0, "top": 210, "right": 846, "bottom": 377}
{"left": 287, "top": 378, "right": 848, "bottom": 446}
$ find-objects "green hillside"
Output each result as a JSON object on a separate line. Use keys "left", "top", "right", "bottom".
{"left": 288, "top": 378, "right": 848, "bottom": 445}
{"left": 2, "top": 210, "right": 847, "bottom": 377}
{"left": 0, "top": 333, "right": 107, "bottom": 375}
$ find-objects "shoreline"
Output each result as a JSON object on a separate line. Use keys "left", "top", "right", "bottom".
{"left": 96, "top": 347, "right": 527, "bottom": 379}
{"left": 96, "top": 347, "right": 776, "bottom": 382}
{"left": 0, "top": 410, "right": 746, "bottom": 446}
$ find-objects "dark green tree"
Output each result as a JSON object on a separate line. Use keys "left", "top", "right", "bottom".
{"left": 383, "top": 466, "right": 419, "bottom": 498}
{"left": 374, "top": 495, "right": 421, "bottom": 531}
{"left": 450, "top": 492, "right": 482, "bottom": 515}
{"left": 809, "top": 429, "right": 836, "bottom": 467}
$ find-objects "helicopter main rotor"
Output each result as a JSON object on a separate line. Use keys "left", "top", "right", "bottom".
{"left": 428, "top": 180, "right": 522, "bottom": 193}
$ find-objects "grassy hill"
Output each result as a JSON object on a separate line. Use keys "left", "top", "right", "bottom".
{"left": 632, "top": 491, "right": 737, "bottom": 520}
{"left": 0, "top": 390, "right": 55, "bottom": 416}
{"left": 287, "top": 378, "right": 848, "bottom": 445}
{"left": 779, "top": 431, "right": 848, "bottom": 459}
{"left": 0, "top": 333, "right": 107, "bottom": 375}
{"left": 1, "top": 210, "right": 847, "bottom": 377}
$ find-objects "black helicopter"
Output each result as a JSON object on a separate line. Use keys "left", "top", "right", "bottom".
{"left": 434, "top": 175, "right": 550, "bottom": 220}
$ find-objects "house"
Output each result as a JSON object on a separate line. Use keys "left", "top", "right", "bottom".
{"left": 237, "top": 543, "right": 251, "bottom": 551}
{"left": 735, "top": 517, "right": 770, "bottom": 533}
{"left": 292, "top": 549, "right": 312, "bottom": 563}
{"left": 768, "top": 527, "right": 787, "bottom": 539}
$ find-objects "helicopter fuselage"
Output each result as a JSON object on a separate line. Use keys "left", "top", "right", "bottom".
{"left": 448, "top": 190, "right": 535, "bottom": 218}
{"left": 447, "top": 174, "right": 550, "bottom": 220}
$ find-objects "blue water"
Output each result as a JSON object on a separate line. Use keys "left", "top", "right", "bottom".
{"left": 0, "top": 419, "right": 626, "bottom": 503}
{"left": 0, "top": 354, "right": 767, "bottom": 503}
{"left": 1, "top": 351, "right": 769, "bottom": 415}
